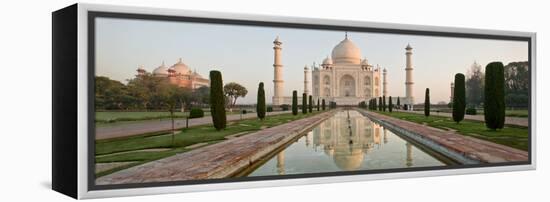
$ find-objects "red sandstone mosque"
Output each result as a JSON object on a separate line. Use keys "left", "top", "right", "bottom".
{"left": 136, "top": 58, "right": 209, "bottom": 90}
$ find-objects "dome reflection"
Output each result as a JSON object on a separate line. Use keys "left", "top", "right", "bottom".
{"left": 313, "top": 110, "right": 382, "bottom": 171}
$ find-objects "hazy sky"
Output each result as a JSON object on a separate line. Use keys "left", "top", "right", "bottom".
{"left": 95, "top": 17, "right": 528, "bottom": 104}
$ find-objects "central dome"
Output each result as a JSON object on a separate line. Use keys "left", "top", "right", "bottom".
{"left": 331, "top": 37, "right": 362, "bottom": 65}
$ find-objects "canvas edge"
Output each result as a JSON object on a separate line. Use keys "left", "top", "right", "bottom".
{"left": 73, "top": 3, "right": 537, "bottom": 199}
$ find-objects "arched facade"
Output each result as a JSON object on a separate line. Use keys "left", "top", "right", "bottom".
{"left": 312, "top": 35, "right": 383, "bottom": 105}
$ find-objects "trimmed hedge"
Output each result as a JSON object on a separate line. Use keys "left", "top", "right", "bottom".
{"left": 424, "top": 88, "right": 430, "bottom": 117}
{"left": 256, "top": 82, "right": 266, "bottom": 120}
{"left": 281, "top": 104, "right": 290, "bottom": 111}
{"left": 484, "top": 62, "right": 506, "bottom": 130}
{"left": 453, "top": 73, "right": 466, "bottom": 123}
{"left": 466, "top": 107, "right": 477, "bottom": 115}
{"left": 209, "top": 70, "right": 226, "bottom": 130}
{"left": 292, "top": 91, "right": 298, "bottom": 115}
{"left": 189, "top": 108, "right": 204, "bottom": 119}
{"left": 302, "top": 93, "right": 307, "bottom": 114}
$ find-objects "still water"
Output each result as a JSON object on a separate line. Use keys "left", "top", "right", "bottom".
{"left": 247, "top": 110, "right": 447, "bottom": 176}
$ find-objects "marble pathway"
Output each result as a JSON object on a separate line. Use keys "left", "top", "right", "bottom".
{"left": 363, "top": 110, "right": 528, "bottom": 163}
{"left": 96, "top": 110, "right": 337, "bottom": 185}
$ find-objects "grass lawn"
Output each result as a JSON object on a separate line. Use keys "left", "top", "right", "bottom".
{"left": 95, "top": 110, "right": 244, "bottom": 123}
{"left": 95, "top": 110, "right": 324, "bottom": 177}
{"left": 374, "top": 111, "right": 528, "bottom": 151}
{"left": 96, "top": 111, "right": 193, "bottom": 123}
{"left": 476, "top": 109, "right": 529, "bottom": 118}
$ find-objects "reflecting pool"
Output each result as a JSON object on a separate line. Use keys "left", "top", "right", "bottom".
{"left": 247, "top": 110, "right": 447, "bottom": 176}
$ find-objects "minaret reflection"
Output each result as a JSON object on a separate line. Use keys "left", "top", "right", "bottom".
{"left": 383, "top": 129, "right": 388, "bottom": 144}
{"left": 276, "top": 151, "right": 285, "bottom": 175}
{"left": 406, "top": 142, "right": 413, "bottom": 167}
{"left": 305, "top": 131, "right": 313, "bottom": 147}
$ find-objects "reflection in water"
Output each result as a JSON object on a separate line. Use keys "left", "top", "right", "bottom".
{"left": 277, "top": 151, "right": 285, "bottom": 175}
{"left": 248, "top": 110, "right": 446, "bottom": 177}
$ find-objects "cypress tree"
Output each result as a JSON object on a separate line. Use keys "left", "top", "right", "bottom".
{"left": 209, "top": 70, "right": 226, "bottom": 130}
{"left": 425, "top": 88, "right": 430, "bottom": 117}
{"left": 382, "top": 96, "right": 386, "bottom": 111}
{"left": 292, "top": 90, "right": 298, "bottom": 115}
{"left": 302, "top": 93, "right": 307, "bottom": 114}
{"left": 256, "top": 82, "right": 266, "bottom": 120}
{"left": 309, "top": 95, "right": 313, "bottom": 113}
{"left": 368, "top": 99, "right": 371, "bottom": 110}
{"left": 317, "top": 98, "right": 320, "bottom": 111}
{"left": 484, "top": 62, "right": 506, "bottom": 130}
{"left": 322, "top": 99, "right": 326, "bottom": 110}
{"left": 389, "top": 96, "right": 393, "bottom": 112}
{"left": 378, "top": 97, "right": 382, "bottom": 111}
{"left": 453, "top": 73, "right": 466, "bottom": 123}
{"left": 397, "top": 97, "right": 401, "bottom": 109}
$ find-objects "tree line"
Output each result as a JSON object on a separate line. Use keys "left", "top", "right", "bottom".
{"left": 465, "top": 61, "right": 528, "bottom": 108}
{"left": 95, "top": 74, "right": 251, "bottom": 111}
{"left": 95, "top": 75, "right": 209, "bottom": 111}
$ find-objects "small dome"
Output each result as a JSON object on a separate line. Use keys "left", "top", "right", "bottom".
{"left": 152, "top": 62, "right": 169, "bottom": 75}
{"left": 172, "top": 58, "right": 191, "bottom": 75}
{"left": 333, "top": 146, "right": 364, "bottom": 171}
{"left": 192, "top": 70, "right": 204, "bottom": 78}
{"left": 322, "top": 56, "right": 333, "bottom": 65}
{"left": 361, "top": 58, "right": 369, "bottom": 66}
{"left": 331, "top": 36, "right": 362, "bottom": 64}
{"left": 406, "top": 44, "right": 412, "bottom": 50}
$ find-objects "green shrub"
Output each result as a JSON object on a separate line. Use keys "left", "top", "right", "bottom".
{"left": 322, "top": 99, "right": 326, "bottom": 110}
{"left": 242, "top": 110, "right": 247, "bottom": 114}
{"left": 466, "top": 107, "right": 477, "bottom": 115}
{"left": 189, "top": 108, "right": 204, "bottom": 118}
{"left": 266, "top": 106, "right": 273, "bottom": 112}
{"left": 280, "top": 104, "right": 290, "bottom": 111}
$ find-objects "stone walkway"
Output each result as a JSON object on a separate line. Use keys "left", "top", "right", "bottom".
{"left": 400, "top": 110, "right": 528, "bottom": 127}
{"left": 96, "top": 111, "right": 290, "bottom": 140}
{"left": 96, "top": 110, "right": 337, "bottom": 185}
{"left": 362, "top": 110, "right": 528, "bottom": 163}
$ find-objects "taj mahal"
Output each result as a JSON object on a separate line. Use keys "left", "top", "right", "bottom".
{"left": 271, "top": 33, "right": 415, "bottom": 109}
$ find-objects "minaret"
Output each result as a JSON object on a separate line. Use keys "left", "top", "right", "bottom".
{"left": 382, "top": 68, "right": 388, "bottom": 97}
{"left": 405, "top": 44, "right": 414, "bottom": 109}
{"left": 272, "top": 36, "right": 284, "bottom": 106}
{"left": 450, "top": 82, "right": 455, "bottom": 103}
{"left": 304, "top": 65, "right": 310, "bottom": 95}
